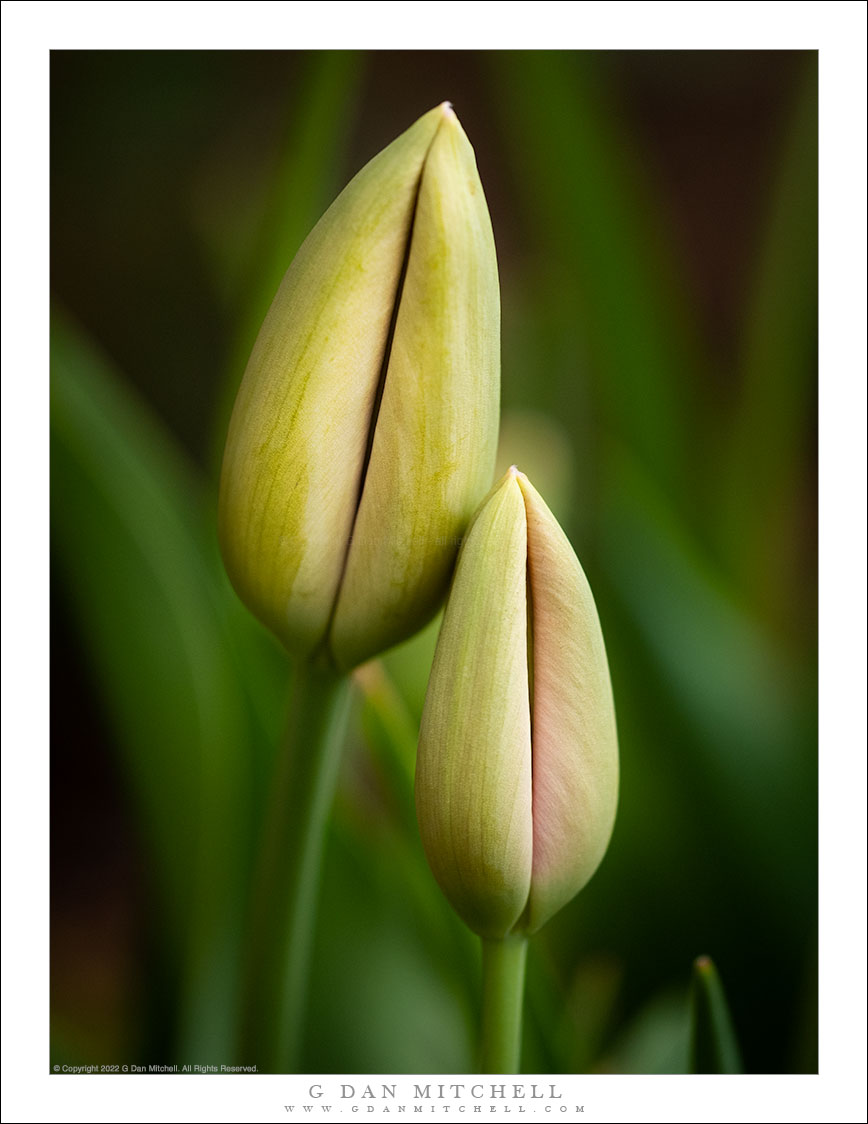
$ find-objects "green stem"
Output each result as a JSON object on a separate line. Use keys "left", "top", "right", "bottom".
{"left": 241, "top": 661, "right": 353, "bottom": 1072}
{"left": 480, "top": 935, "right": 528, "bottom": 1073}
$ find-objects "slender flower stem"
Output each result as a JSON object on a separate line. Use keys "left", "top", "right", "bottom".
{"left": 480, "top": 935, "right": 528, "bottom": 1073}
{"left": 241, "top": 661, "right": 353, "bottom": 1072}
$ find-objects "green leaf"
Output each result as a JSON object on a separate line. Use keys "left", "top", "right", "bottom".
{"left": 308, "top": 817, "right": 477, "bottom": 1073}
{"left": 489, "top": 51, "right": 704, "bottom": 513}
{"left": 718, "top": 58, "right": 818, "bottom": 624}
{"left": 688, "top": 955, "right": 743, "bottom": 1074}
{"left": 597, "top": 443, "right": 814, "bottom": 915}
{"left": 603, "top": 988, "right": 690, "bottom": 1074}
{"left": 51, "top": 310, "right": 284, "bottom": 1056}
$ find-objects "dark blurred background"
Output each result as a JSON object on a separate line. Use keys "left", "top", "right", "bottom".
{"left": 51, "top": 50, "right": 817, "bottom": 1074}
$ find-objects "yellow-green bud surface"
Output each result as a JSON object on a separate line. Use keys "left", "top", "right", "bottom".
{"left": 416, "top": 468, "right": 619, "bottom": 937}
{"left": 218, "top": 103, "right": 499, "bottom": 670}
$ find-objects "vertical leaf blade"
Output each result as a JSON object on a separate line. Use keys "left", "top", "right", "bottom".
{"left": 688, "top": 955, "right": 743, "bottom": 1073}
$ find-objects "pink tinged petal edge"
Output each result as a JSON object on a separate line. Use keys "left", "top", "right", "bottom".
{"left": 516, "top": 472, "right": 619, "bottom": 934}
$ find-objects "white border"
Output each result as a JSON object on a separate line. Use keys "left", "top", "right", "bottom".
{"left": 3, "top": 3, "right": 866, "bottom": 1122}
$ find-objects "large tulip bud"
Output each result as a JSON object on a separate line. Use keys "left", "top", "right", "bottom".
{"left": 218, "top": 103, "right": 500, "bottom": 671}
{"left": 415, "top": 468, "right": 619, "bottom": 938}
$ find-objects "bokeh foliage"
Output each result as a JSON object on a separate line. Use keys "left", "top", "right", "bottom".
{"left": 50, "top": 50, "right": 817, "bottom": 1074}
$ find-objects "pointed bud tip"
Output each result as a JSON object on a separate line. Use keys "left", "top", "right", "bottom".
{"left": 490, "top": 465, "right": 530, "bottom": 502}
{"left": 490, "top": 465, "right": 525, "bottom": 499}
{"left": 505, "top": 464, "right": 530, "bottom": 489}
{"left": 437, "top": 102, "right": 465, "bottom": 135}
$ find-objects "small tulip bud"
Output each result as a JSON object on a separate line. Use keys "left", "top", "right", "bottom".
{"left": 219, "top": 103, "right": 500, "bottom": 670}
{"left": 415, "top": 468, "right": 619, "bottom": 938}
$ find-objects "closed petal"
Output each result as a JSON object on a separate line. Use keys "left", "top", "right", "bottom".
{"left": 218, "top": 106, "right": 444, "bottom": 654}
{"left": 331, "top": 106, "right": 500, "bottom": 670}
{"left": 516, "top": 472, "right": 619, "bottom": 933}
{"left": 416, "top": 471, "right": 533, "bottom": 938}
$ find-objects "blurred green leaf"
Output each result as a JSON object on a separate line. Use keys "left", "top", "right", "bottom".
{"left": 598, "top": 443, "right": 814, "bottom": 913}
{"left": 51, "top": 311, "right": 284, "bottom": 1056}
{"left": 720, "top": 58, "right": 818, "bottom": 627}
{"left": 309, "top": 808, "right": 476, "bottom": 1073}
{"left": 490, "top": 51, "right": 704, "bottom": 514}
{"left": 555, "top": 953, "right": 622, "bottom": 1074}
{"left": 688, "top": 955, "right": 743, "bottom": 1074}
{"left": 603, "top": 989, "right": 689, "bottom": 1074}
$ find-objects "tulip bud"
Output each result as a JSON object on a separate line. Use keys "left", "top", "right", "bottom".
{"left": 415, "top": 468, "right": 618, "bottom": 938}
{"left": 218, "top": 103, "right": 500, "bottom": 670}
